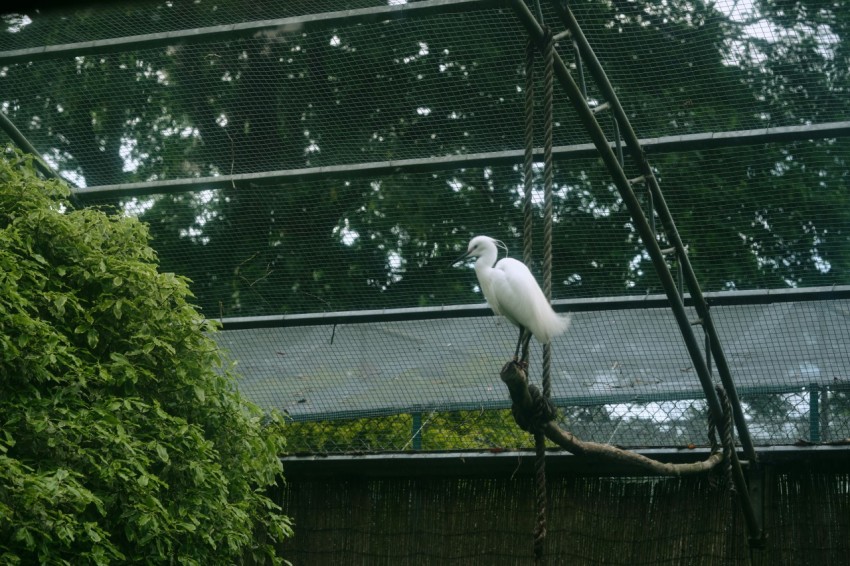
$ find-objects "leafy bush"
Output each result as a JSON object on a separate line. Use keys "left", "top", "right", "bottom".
{"left": 0, "top": 154, "right": 292, "bottom": 564}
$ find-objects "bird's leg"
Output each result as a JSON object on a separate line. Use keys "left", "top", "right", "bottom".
{"left": 513, "top": 327, "right": 530, "bottom": 369}
{"left": 520, "top": 331, "right": 532, "bottom": 366}
{"left": 513, "top": 327, "right": 526, "bottom": 361}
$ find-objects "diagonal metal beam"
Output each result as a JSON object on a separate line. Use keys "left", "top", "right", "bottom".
{"left": 550, "top": 0, "right": 758, "bottom": 463}
{"left": 510, "top": 0, "right": 726, "bottom": 429}
{"left": 509, "top": 6, "right": 761, "bottom": 540}
{"left": 513, "top": 0, "right": 763, "bottom": 542}
{"left": 0, "top": 110, "right": 68, "bottom": 183}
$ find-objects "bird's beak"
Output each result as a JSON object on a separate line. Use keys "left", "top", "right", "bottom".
{"left": 451, "top": 249, "right": 472, "bottom": 267}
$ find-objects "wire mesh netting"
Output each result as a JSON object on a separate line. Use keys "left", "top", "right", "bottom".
{"left": 3, "top": 1, "right": 848, "bottom": 186}
{"left": 217, "top": 297, "right": 850, "bottom": 452}
{"left": 2, "top": 0, "right": 849, "bottom": 454}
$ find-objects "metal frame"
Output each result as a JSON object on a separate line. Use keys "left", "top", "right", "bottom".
{"left": 548, "top": 0, "right": 759, "bottom": 463}
{"left": 218, "top": 284, "right": 850, "bottom": 329}
{"left": 280, "top": 444, "right": 850, "bottom": 478}
{"left": 226, "top": 286, "right": 850, "bottom": 447}
{"left": 0, "top": 110, "right": 65, "bottom": 181}
{"left": 62, "top": 120, "right": 850, "bottom": 199}
{"left": 0, "top": 0, "right": 491, "bottom": 65}
{"left": 3, "top": 0, "right": 846, "bottom": 445}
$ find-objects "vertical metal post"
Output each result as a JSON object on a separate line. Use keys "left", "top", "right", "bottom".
{"left": 648, "top": 188, "right": 656, "bottom": 236}
{"left": 573, "top": 40, "right": 588, "bottom": 98}
{"left": 748, "top": 465, "right": 767, "bottom": 551}
{"left": 677, "top": 255, "right": 684, "bottom": 301}
{"left": 808, "top": 385, "right": 820, "bottom": 443}
{"left": 820, "top": 387, "right": 830, "bottom": 442}
{"left": 411, "top": 412, "right": 423, "bottom": 450}
{"left": 613, "top": 118, "right": 624, "bottom": 166}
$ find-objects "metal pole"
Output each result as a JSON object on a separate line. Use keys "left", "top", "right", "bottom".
{"left": 511, "top": 0, "right": 726, "bottom": 426}
{"left": 71, "top": 121, "right": 850, "bottom": 198}
{"left": 550, "top": 0, "right": 758, "bottom": 463}
{"left": 808, "top": 385, "right": 820, "bottom": 443}
{"left": 0, "top": 111, "right": 65, "bottom": 182}
{"left": 0, "top": 0, "right": 490, "bottom": 64}
{"left": 411, "top": 412, "right": 423, "bottom": 450}
{"left": 820, "top": 387, "right": 830, "bottom": 442}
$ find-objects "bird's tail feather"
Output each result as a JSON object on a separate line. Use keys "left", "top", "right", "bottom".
{"left": 537, "top": 310, "right": 571, "bottom": 344}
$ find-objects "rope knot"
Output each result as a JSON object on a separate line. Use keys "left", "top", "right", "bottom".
{"left": 708, "top": 385, "right": 736, "bottom": 493}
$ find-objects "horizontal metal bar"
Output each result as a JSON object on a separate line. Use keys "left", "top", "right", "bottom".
{"left": 74, "top": 120, "right": 850, "bottom": 199}
{"left": 216, "top": 285, "right": 850, "bottom": 330}
{"left": 278, "top": 382, "right": 850, "bottom": 422}
{"left": 279, "top": 379, "right": 850, "bottom": 424}
{"left": 0, "top": 0, "right": 493, "bottom": 65}
{"left": 279, "top": 444, "right": 850, "bottom": 478}
{"left": 219, "top": 302, "right": 493, "bottom": 330}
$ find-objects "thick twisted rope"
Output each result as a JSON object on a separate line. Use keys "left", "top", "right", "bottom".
{"left": 541, "top": 26, "right": 555, "bottom": 402}
{"left": 708, "top": 385, "right": 736, "bottom": 493}
{"left": 523, "top": 38, "right": 535, "bottom": 268}
{"left": 716, "top": 385, "right": 736, "bottom": 493}
{"left": 522, "top": 30, "right": 548, "bottom": 566}
{"left": 536, "top": 25, "right": 557, "bottom": 566}
{"left": 533, "top": 431, "right": 547, "bottom": 564}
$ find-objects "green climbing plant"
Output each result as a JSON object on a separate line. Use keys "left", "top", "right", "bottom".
{"left": 0, "top": 153, "right": 292, "bottom": 565}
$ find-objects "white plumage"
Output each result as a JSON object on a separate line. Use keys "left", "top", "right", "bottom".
{"left": 455, "top": 235, "right": 570, "bottom": 360}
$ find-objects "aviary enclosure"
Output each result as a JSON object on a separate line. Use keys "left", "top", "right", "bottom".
{"left": 2, "top": 0, "right": 849, "bottom": 563}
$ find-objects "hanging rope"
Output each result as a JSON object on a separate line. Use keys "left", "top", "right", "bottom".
{"left": 522, "top": 34, "right": 546, "bottom": 564}
{"left": 708, "top": 384, "right": 736, "bottom": 494}
{"left": 716, "top": 385, "right": 736, "bottom": 493}
{"left": 522, "top": 38, "right": 535, "bottom": 269}
{"left": 526, "top": 21, "right": 557, "bottom": 566}
{"left": 519, "top": 4, "right": 557, "bottom": 562}
{"left": 541, "top": 25, "right": 555, "bottom": 402}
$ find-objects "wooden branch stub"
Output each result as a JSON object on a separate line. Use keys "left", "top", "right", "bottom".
{"left": 501, "top": 360, "right": 533, "bottom": 410}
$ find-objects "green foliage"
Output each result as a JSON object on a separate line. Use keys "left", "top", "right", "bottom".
{"left": 0, "top": 154, "right": 292, "bottom": 564}
{"left": 285, "top": 409, "right": 530, "bottom": 453}
{"left": 285, "top": 414, "right": 413, "bottom": 453}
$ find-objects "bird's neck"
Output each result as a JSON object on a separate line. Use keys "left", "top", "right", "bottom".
{"left": 474, "top": 248, "right": 499, "bottom": 274}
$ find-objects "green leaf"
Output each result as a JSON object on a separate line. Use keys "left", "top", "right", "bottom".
{"left": 53, "top": 295, "right": 67, "bottom": 316}
{"left": 87, "top": 329, "right": 99, "bottom": 349}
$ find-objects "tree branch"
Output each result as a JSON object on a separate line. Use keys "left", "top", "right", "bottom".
{"left": 500, "top": 361, "right": 724, "bottom": 476}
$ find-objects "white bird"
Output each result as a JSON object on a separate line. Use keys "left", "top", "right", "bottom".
{"left": 454, "top": 235, "right": 570, "bottom": 362}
